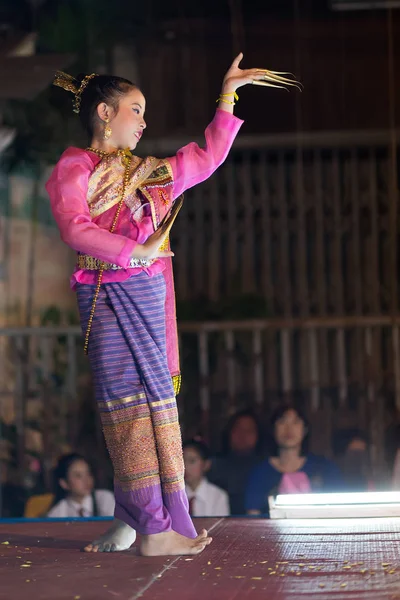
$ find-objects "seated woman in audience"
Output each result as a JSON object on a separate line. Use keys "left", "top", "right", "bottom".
{"left": 208, "top": 408, "right": 263, "bottom": 515}
{"left": 334, "top": 428, "right": 374, "bottom": 491}
{"left": 246, "top": 405, "right": 343, "bottom": 516}
{"left": 47, "top": 453, "right": 114, "bottom": 518}
{"left": 183, "top": 439, "right": 230, "bottom": 517}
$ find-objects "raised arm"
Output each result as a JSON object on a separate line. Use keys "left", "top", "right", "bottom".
{"left": 168, "top": 109, "right": 243, "bottom": 199}
{"left": 168, "top": 53, "right": 300, "bottom": 199}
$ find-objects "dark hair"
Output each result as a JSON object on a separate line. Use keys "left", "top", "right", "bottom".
{"left": 269, "top": 404, "right": 309, "bottom": 455}
{"left": 333, "top": 428, "right": 369, "bottom": 457}
{"left": 183, "top": 439, "right": 211, "bottom": 462}
{"left": 221, "top": 408, "right": 263, "bottom": 456}
{"left": 76, "top": 74, "right": 137, "bottom": 139}
{"left": 51, "top": 453, "right": 92, "bottom": 505}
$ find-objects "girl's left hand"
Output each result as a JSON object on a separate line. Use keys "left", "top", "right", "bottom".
{"left": 222, "top": 53, "right": 266, "bottom": 92}
{"left": 221, "top": 53, "right": 301, "bottom": 94}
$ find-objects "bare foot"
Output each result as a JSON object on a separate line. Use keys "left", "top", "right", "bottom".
{"left": 83, "top": 518, "right": 137, "bottom": 552}
{"left": 140, "top": 528, "right": 212, "bottom": 557}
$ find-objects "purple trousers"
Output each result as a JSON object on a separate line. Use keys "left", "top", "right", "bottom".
{"left": 77, "top": 272, "right": 196, "bottom": 538}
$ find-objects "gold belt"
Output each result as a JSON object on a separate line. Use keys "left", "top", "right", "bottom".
{"left": 77, "top": 254, "right": 155, "bottom": 271}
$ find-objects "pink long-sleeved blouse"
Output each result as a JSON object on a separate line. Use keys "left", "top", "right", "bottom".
{"left": 46, "top": 109, "right": 243, "bottom": 288}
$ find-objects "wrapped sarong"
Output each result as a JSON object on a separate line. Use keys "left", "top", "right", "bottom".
{"left": 77, "top": 272, "right": 196, "bottom": 537}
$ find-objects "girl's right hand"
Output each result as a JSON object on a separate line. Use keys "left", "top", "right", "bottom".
{"left": 133, "top": 228, "right": 174, "bottom": 260}
{"left": 131, "top": 196, "right": 183, "bottom": 261}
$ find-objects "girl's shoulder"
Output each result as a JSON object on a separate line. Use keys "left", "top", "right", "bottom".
{"left": 55, "top": 147, "right": 98, "bottom": 170}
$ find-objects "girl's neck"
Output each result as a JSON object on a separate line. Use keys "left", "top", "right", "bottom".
{"left": 89, "top": 137, "right": 119, "bottom": 153}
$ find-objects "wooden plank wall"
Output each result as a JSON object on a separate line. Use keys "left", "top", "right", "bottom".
{"left": 171, "top": 145, "right": 398, "bottom": 317}
{"left": 137, "top": 13, "right": 400, "bottom": 138}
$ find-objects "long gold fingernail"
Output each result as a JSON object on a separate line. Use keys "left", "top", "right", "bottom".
{"left": 252, "top": 81, "right": 288, "bottom": 90}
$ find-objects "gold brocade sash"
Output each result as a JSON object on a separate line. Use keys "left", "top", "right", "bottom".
{"left": 87, "top": 154, "right": 160, "bottom": 218}
{"left": 83, "top": 150, "right": 181, "bottom": 394}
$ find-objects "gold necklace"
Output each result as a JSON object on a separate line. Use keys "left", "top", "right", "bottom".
{"left": 86, "top": 146, "right": 112, "bottom": 158}
{"left": 86, "top": 146, "right": 135, "bottom": 167}
{"left": 86, "top": 146, "right": 133, "bottom": 157}
{"left": 83, "top": 150, "right": 133, "bottom": 355}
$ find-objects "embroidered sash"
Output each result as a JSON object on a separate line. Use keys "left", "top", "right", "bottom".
{"left": 86, "top": 153, "right": 181, "bottom": 394}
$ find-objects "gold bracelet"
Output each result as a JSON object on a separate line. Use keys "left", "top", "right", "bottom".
{"left": 217, "top": 97, "right": 235, "bottom": 105}
{"left": 216, "top": 90, "right": 239, "bottom": 105}
{"left": 220, "top": 91, "right": 239, "bottom": 101}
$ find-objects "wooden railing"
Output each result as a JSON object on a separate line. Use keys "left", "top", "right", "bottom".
{"left": 1, "top": 316, "right": 399, "bottom": 483}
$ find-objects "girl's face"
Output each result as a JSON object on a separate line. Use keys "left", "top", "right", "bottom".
{"left": 61, "top": 459, "right": 94, "bottom": 498}
{"left": 97, "top": 87, "right": 146, "bottom": 151}
{"left": 183, "top": 447, "right": 209, "bottom": 488}
{"left": 274, "top": 409, "right": 307, "bottom": 452}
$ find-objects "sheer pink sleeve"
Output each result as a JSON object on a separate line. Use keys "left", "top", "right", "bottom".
{"left": 167, "top": 109, "right": 244, "bottom": 200}
{"left": 46, "top": 148, "right": 137, "bottom": 267}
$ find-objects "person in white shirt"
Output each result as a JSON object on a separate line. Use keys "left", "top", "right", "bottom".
{"left": 183, "top": 440, "right": 230, "bottom": 517}
{"left": 47, "top": 453, "right": 115, "bottom": 519}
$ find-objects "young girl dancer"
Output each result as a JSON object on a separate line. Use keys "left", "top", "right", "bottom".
{"left": 47, "top": 53, "right": 298, "bottom": 555}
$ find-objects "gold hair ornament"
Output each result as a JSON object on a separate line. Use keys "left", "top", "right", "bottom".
{"left": 53, "top": 71, "right": 97, "bottom": 113}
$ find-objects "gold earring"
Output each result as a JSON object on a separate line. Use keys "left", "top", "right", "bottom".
{"left": 103, "top": 118, "right": 112, "bottom": 140}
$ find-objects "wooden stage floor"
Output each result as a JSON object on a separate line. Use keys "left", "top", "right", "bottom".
{"left": 1, "top": 517, "right": 400, "bottom": 599}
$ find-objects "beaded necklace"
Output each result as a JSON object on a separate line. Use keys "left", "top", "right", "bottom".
{"left": 83, "top": 148, "right": 133, "bottom": 354}
{"left": 86, "top": 146, "right": 134, "bottom": 166}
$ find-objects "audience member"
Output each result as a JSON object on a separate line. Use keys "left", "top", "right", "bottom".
{"left": 334, "top": 428, "right": 373, "bottom": 491}
{"left": 47, "top": 453, "right": 114, "bottom": 518}
{"left": 1, "top": 462, "right": 26, "bottom": 518}
{"left": 2, "top": 453, "right": 47, "bottom": 518}
{"left": 246, "top": 405, "right": 343, "bottom": 516}
{"left": 208, "top": 408, "right": 263, "bottom": 515}
{"left": 183, "top": 439, "right": 230, "bottom": 517}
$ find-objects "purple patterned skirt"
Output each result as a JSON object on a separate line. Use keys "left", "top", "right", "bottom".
{"left": 77, "top": 272, "right": 196, "bottom": 537}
